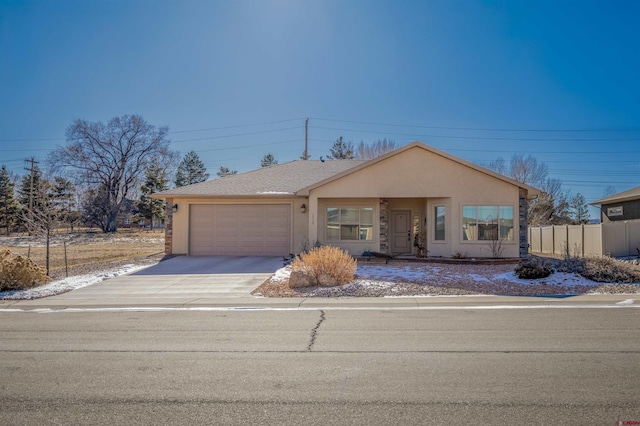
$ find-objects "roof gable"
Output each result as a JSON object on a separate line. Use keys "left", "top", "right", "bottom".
{"left": 297, "top": 141, "right": 540, "bottom": 197}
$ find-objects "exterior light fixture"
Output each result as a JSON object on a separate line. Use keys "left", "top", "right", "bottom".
{"left": 172, "top": 204, "right": 178, "bottom": 213}
{"left": 300, "top": 204, "right": 307, "bottom": 213}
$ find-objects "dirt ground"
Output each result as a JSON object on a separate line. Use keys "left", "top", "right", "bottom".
{"left": 0, "top": 229, "right": 165, "bottom": 280}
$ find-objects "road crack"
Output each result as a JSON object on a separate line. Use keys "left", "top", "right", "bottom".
{"left": 307, "top": 310, "right": 325, "bottom": 352}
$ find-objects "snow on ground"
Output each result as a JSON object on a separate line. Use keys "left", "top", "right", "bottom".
{"left": 0, "top": 264, "right": 153, "bottom": 300}
{"left": 492, "top": 271, "right": 597, "bottom": 287}
{"left": 256, "top": 261, "right": 637, "bottom": 297}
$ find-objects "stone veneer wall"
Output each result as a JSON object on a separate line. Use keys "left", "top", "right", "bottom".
{"left": 379, "top": 198, "right": 389, "bottom": 253}
{"left": 519, "top": 189, "right": 528, "bottom": 258}
{"left": 164, "top": 197, "right": 173, "bottom": 254}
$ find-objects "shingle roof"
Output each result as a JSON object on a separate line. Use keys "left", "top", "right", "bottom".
{"left": 591, "top": 185, "right": 640, "bottom": 205}
{"left": 153, "top": 160, "right": 366, "bottom": 198}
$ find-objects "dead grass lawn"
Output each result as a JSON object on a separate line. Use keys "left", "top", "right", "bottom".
{"left": 0, "top": 229, "right": 164, "bottom": 276}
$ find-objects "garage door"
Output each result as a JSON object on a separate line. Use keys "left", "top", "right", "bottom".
{"left": 189, "top": 204, "right": 291, "bottom": 256}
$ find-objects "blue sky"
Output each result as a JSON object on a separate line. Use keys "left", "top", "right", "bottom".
{"left": 1, "top": 0, "right": 639, "bottom": 218}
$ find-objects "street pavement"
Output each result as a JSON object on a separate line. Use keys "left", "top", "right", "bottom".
{"left": 1, "top": 256, "right": 639, "bottom": 424}
{"left": 1, "top": 308, "right": 639, "bottom": 425}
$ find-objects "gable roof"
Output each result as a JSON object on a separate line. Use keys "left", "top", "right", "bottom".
{"left": 591, "top": 185, "right": 640, "bottom": 205}
{"left": 153, "top": 159, "right": 366, "bottom": 198}
{"left": 296, "top": 141, "right": 541, "bottom": 197}
{"left": 153, "top": 141, "right": 541, "bottom": 199}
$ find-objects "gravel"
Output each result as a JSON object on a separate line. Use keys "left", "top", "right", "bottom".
{"left": 253, "top": 260, "right": 640, "bottom": 297}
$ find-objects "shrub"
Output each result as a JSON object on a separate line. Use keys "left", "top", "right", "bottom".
{"left": 579, "top": 256, "right": 640, "bottom": 283}
{"left": 452, "top": 251, "right": 469, "bottom": 259}
{"left": 290, "top": 246, "right": 356, "bottom": 287}
{"left": 0, "top": 249, "right": 49, "bottom": 292}
{"left": 515, "top": 257, "right": 552, "bottom": 279}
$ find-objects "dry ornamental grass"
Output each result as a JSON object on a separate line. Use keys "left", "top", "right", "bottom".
{"left": 290, "top": 246, "right": 357, "bottom": 287}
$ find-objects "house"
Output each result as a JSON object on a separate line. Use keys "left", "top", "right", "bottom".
{"left": 153, "top": 141, "right": 540, "bottom": 259}
{"left": 591, "top": 185, "right": 640, "bottom": 223}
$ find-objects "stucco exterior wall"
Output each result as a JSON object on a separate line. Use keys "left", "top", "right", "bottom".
{"left": 308, "top": 146, "right": 522, "bottom": 258}
{"left": 168, "top": 197, "right": 308, "bottom": 255}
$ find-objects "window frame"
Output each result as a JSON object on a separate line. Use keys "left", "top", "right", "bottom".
{"left": 326, "top": 207, "right": 374, "bottom": 242}
{"left": 434, "top": 205, "right": 446, "bottom": 242}
{"left": 462, "top": 205, "right": 514, "bottom": 242}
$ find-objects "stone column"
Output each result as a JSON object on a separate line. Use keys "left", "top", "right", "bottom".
{"left": 379, "top": 198, "right": 389, "bottom": 253}
{"left": 164, "top": 197, "right": 173, "bottom": 254}
{"left": 519, "top": 189, "right": 528, "bottom": 258}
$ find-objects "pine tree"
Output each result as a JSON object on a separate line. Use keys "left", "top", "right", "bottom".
{"left": 0, "top": 165, "right": 19, "bottom": 236}
{"left": 53, "top": 177, "right": 79, "bottom": 231}
{"left": 174, "top": 151, "right": 210, "bottom": 187}
{"left": 261, "top": 153, "right": 278, "bottom": 168}
{"left": 327, "top": 136, "right": 354, "bottom": 159}
{"left": 570, "top": 193, "right": 589, "bottom": 224}
{"left": 217, "top": 166, "right": 238, "bottom": 177}
{"left": 136, "top": 158, "right": 169, "bottom": 229}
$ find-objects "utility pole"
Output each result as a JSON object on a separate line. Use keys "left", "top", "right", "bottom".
{"left": 24, "top": 157, "right": 39, "bottom": 236}
{"left": 304, "top": 118, "right": 309, "bottom": 160}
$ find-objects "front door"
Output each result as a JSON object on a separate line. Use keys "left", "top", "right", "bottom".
{"left": 390, "top": 210, "right": 412, "bottom": 254}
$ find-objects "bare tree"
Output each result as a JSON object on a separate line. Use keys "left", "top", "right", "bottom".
{"left": 22, "top": 180, "right": 59, "bottom": 276}
{"left": 354, "top": 138, "right": 398, "bottom": 159}
{"left": 487, "top": 154, "right": 548, "bottom": 187}
{"left": 528, "top": 178, "right": 570, "bottom": 226}
{"left": 48, "top": 115, "right": 172, "bottom": 233}
{"left": 602, "top": 185, "right": 618, "bottom": 198}
{"left": 486, "top": 154, "right": 567, "bottom": 226}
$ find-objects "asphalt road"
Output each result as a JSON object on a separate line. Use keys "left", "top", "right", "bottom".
{"left": 1, "top": 307, "right": 639, "bottom": 425}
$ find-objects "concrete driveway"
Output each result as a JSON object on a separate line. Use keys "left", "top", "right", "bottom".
{"left": 45, "top": 256, "right": 283, "bottom": 305}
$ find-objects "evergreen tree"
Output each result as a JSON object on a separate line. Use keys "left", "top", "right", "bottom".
{"left": 217, "top": 166, "right": 238, "bottom": 177}
{"left": 327, "top": 136, "right": 354, "bottom": 159}
{"left": 0, "top": 165, "right": 19, "bottom": 236}
{"left": 261, "top": 153, "right": 278, "bottom": 168}
{"left": 569, "top": 193, "right": 590, "bottom": 224}
{"left": 174, "top": 151, "right": 210, "bottom": 187}
{"left": 135, "top": 158, "right": 169, "bottom": 229}
{"left": 53, "top": 176, "right": 79, "bottom": 231}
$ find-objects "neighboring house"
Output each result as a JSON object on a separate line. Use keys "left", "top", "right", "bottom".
{"left": 591, "top": 185, "right": 640, "bottom": 223}
{"left": 153, "top": 142, "right": 540, "bottom": 258}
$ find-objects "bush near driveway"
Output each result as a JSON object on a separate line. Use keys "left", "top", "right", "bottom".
{"left": 290, "top": 246, "right": 357, "bottom": 287}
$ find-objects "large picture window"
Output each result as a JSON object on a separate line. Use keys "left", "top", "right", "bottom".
{"left": 327, "top": 207, "right": 374, "bottom": 241}
{"left": 462, "top": 206, "right": 513, "bottom": 241}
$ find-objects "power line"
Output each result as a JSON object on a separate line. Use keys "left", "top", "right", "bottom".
{"left": 311, "top": 126, "right": 640, "bottom": 142}
{"left": 310, "top": 117, "right": 640, "bottom": 132}
{"left": 171, "top": 126, "right": 301, "bottom": 143}
{"left": 170, "top": 118, "right": 306, "bottom": 134}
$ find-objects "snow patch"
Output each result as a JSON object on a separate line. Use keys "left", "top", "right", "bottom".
{"left": 0, "top": 264, "right": 153, "bottom": 300}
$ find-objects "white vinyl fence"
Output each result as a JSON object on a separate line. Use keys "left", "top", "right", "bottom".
{"left": 528, "top": 220, "right": 640, "bottom": 257}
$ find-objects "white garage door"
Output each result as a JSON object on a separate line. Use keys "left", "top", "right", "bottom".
{"left": 189, "top": 204, "right": 291, "bottom": 256}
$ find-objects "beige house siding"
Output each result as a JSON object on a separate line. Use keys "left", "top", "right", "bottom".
{"left": 308, "top": 146, "right": 522, "bottom": 258}
{"left": 168, "top": 197, "right": 308, "bottom": 255}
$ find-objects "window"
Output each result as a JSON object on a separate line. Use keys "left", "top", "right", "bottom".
{"left": 434, "top": 206, "right": 445, "bottom": 241}
{"left": 327, "top": 207, "right": 374, "bottom": 241}
{"left": 462, "top": 206, "right": 513, "bottom": 241}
